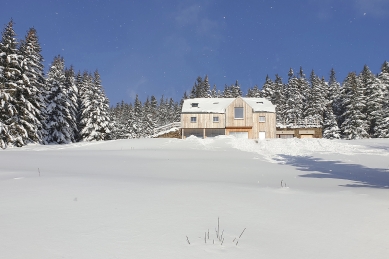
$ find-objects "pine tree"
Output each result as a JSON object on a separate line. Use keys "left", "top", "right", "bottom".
{"left": 64, "top": 66, "right": 79, "bottom": 140}
{"left": 231, "top": 80, "right": 242, "bottom": 97}
{"left": 124, "top": 102, "right": 136, "bottom": 138}
{"left": 202, "top": 75, "right": 211, "bottom": 98}
{"left": 80, "top": 70, "right": 112, "bottom": 141}
{"left": 261, "top": 75, "right": 274, "bottom": 101}
{"left": 374, "top": 61, "right": 389, "bottom": 137}
{"left": 284, "top": 68, "right": 306, "bottom": 125}
{"left": 305, "top": 70, "right": 326, "bottom": 124}
{"left": 0, "top": 20, "right": 37, "bottom": 147}
{"left": 45, "top": 56, "right": 76, "bottom": 143}
{"left": 143, "top": 97, "right": 156, "bottom": 137}
{"left": 246, "top": 84, "right": 261, "bottom": 98}
{"left": 129, "top": 94, "right": 143, "bottom": 138}
{"left": 19, "top": 27, "right": 47, "bottom": 144}
{"left": 74, "top": 71, "right": 84, "bottom": 140}
{"left": 359, "top": 65, "right": 385, "bottom": 136}
{"left": 210, "top": 84, "right": 220, "bottom": 98}
{"left": 328, "top": 68, "right": 342, "bottom": 127}
{"left": 340, "top": 72, "right": 369, "bottom": 139}
{"left": 273, "top": 74, "right": 285, "bottom": 123}
{"left": 222, "top": 84, "right": 233, "bottom": 98}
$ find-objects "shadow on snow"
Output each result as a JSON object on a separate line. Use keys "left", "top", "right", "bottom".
{"left": 277, "top": 155, "right": 389, "bottom": 189}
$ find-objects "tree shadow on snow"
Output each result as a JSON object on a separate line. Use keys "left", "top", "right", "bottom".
{"left": 277, "top": 155, "right": 389, "bottom": 189}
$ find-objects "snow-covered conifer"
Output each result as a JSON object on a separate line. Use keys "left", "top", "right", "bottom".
{"left": 261, "top": 75, "right": 274, "bottom": 101}
{"left": 246, "top": 85, "right": 261, "bottom": 98}
{"left": 80, "top": 70, "right": 112, "bottom": 141}
{"left": 0, "top": 20, "right": 38, "bottom": 147}
{"left": 359, "top": 65, "right": 384, "bottom": 136}
{"left": 64, "top": 66, "right": 79, "bottom": 140}
{"left": 340, "top": 72, "right": 369, "bottom": 139}
{"left": 19, "top": 27, "right": 47, "bottom": 144}
{"left": 374, "top": 61, "right": 389, "bottom": 137}
{"left": 45, "top": 56, "right": 76, "bottom": 143}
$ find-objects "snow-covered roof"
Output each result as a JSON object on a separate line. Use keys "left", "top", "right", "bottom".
{"left": 181, "top": 97, "right": 275, "bottom": 113}
{"left": 181, "top": 98, "right": 235, "bottom": 113}
{"left": 241, "top": 98, "right": 275, "bottom": 113}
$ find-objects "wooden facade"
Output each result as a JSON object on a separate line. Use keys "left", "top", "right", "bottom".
{"left": 181, "top": 97, "right": 276, "bottom": 139}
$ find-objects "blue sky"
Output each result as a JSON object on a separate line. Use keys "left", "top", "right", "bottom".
{"left": 1, "top": 0, "right": 389, "bottom": 105}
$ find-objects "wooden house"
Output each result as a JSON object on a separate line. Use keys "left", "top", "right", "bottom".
{"left": 181, "top": 97, "right": 276, "bottom": 139}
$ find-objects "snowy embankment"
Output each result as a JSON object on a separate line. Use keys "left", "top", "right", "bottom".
{"left": 0, "top": 137, "right": 388, "bottom": 259}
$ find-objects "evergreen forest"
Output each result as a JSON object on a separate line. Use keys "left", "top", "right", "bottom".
{"left": 1, "top": 20, "right": 389, "bottom": 149}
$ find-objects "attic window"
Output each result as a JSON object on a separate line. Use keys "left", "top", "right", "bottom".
{"left": 191, "top": 103, "right": 199, "bottom": 107}
{"left": 213, "top": 102, "right": 219, "bottom": 104}
{"left": 256, "top": 101, "right": 263, "bottom": 104}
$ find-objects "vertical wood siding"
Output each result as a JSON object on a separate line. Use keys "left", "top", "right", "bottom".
{"left": 225, "top": 97, "right": 253, "bottom": 127}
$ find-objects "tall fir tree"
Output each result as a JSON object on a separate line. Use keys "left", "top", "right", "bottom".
{"left": 374, "top": 61, "right": 389, "bottom": 137}
{"left": 19, "top": 27, "right": 47, "bottom": 144}
{"left": 0, "top": 20, "right": 38, "bottom": 147}
{"left": 80, "top": 70, "right": 112, "bottom": 141}
{"left": 247, "top": 84, "right": 261, "bottom": 98}
{"left": 45, "top": 56, "right": 76, "bottom": 143}
{"left": 283, "top": 68, "right": 303, "bottom": 125}
{"left": 328, "top": 68, "right": 343, "bottom": 127}
{"left": 129, "top": 94, "right": 143, "bottom": 138}
{"left": 359, "top": 65, "right": 385, "bottom": 136}
{"left": 305, "top": 70, "right": 326, "bottom": 123}
{"left": 340, "top": 72, "right": 369, "bottom": 139}
{"left": 64, "top": 66, "right": 79, "bottom": 140}
{"left": 261, "top": 75, "right": 275, "bottom": 101}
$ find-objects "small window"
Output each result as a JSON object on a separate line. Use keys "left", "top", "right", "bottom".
{"left": 190, "top": 117, "right": 197, "bottom": 123}
{"left": 191, "top": 103, "right": 199, "bottom": 107}
{"left": 213, "top": 116, "right": 219, "bottom": 123}
{"left": 234, "top": 107, "right": 244, "bottom": 119}
{"left": 259, "top": 116, "right": 266, "bottom": 122}
{"left": 256, "top": 101, "right": 263, "bottom": 104}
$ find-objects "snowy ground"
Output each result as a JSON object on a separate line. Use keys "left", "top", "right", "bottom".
{"left": 1, "top": 137, "right": 388, "bottom": 259}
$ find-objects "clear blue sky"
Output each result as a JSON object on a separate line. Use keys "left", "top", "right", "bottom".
{"left": 1, "top": 0, "right": 389, "bottom": 105}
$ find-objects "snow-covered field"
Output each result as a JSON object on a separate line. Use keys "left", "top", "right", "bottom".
{"left": 1, "top": 137, "right": 388, "bottom": 259}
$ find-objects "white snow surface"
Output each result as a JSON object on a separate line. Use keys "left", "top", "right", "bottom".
{"left": 181, "top": 97, "right": 275, "bottom": 113}
{"left": 1, "top": 137, "right": 389, "bottom": 259}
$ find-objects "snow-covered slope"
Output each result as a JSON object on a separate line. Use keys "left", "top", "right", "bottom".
{"left": 1, "top": 137, "right": 388, "bottom": 259}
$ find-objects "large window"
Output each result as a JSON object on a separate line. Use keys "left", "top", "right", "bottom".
{"left": 190, "top": 117, "right": 197, "bottom": 123}
{"left": 259, "top": 116, "right": 266, "bottom": 122}
{"left": 213, "top": 116, "right": 219, "bottom": 123}
{"left": 234, "top": 107, "right": 244, "bottom": 119}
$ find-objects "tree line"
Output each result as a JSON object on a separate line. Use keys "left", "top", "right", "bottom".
{"left": 0, "top": 20, "right": 112, "bottom": 149}
{"left": 186, "top": 64, "right": 389, "bottom": 140}
{"left": 2, "top": 19, "right": 389, "bottom": 149}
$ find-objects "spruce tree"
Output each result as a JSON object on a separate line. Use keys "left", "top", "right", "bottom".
{"left": 305, "top": 70, "right": 326, "bottom": 124}
{"left": 284, "top": 68, "right": 306, "bottom": 125}
{"left": 340, "top": 72, "right": 369, "bottom": 139}
{"left": 19, "top": 27, "right": 47, "bottom": 144}
{"left": 261, "top": 75, "right": 275, "bottom": 101}
{"left": 80, "top": 70, "right": 112, "bottom": 141}
{"left": 129, "top": 94, "right": 143, "bottom": 138}
{"left": 374, "top": 61, "right": 389, "bottom": 137}
{"left": 359, "top": 65, "right": 385, "bottom": 136}
{"left": 64, "top": 66, "right": 79, "bottom": 140}
{"left": 0, "top": 20, "right": 35, "bottom": 147}
{"left": 328, "top": 68, "right": 342, "bottom": 127}
{"left": 45, "top": 56, "right": 76, "bottom": 143}
{"left": 143, "top": 97, "right": 156, "bottom": 137}
{"left": 247, "top": 85, "right": 261, "bottom": 98}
